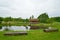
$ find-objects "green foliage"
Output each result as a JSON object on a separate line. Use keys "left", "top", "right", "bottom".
{"left": 47, "top": 17, "right": 60, "bottom": 23}
{"left": 25, "top": 18, "right": 29, "bottom": 22}
{"left": 38, "top": 13, "right": 49, "bottom": 23}
{"left": 47, "top": 18, "right": 55, "bottom": 23}
{"left": 0, "top": 17, "right": 29, "bottom": 26}
{"left": 31, "top": 15, "right": 34, "bottom": 19}
{"left": 0, "top": 17, "right": 3, "bottom": 24}
{"left": 12, "top": 17, "right": 29, "bottom": 22}
{"left": 0, "top": 25, "right": 2, "bottom": 29}
{"left": 0, "top": 14, "right": 60, "bottom": 26}
{"left": 51, "top": 17, "right": 60, "bottom": 22}
{"left": 3, "top": 17, "right": 13, "bottom": 22}
{"left": 0, "top": 17, "right": 3, "bottom": 21}
{"left": 29, "top": 15, "right": 34, "bottom": 19}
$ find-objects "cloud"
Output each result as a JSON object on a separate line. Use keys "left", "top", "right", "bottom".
{"left": 0, "top": 0, "right": 60, "bottom": 18}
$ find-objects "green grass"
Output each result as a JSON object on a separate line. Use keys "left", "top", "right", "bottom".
{"left": 0, "top": 29, "right": 60, "bottom": 40}
{"left": 0, "top": 22, "right": 60, "bottom": 40}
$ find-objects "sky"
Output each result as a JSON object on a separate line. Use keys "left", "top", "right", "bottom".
{"left": 0, "top": 0, "right": 60, "bottom": 18}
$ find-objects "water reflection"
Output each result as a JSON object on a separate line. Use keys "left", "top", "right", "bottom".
{"left": 0, "top": 26, "right": 30, "bottom": 31}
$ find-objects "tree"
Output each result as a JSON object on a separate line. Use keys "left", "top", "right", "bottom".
{"left": 25, "top": 18, "right": 29, "bottom": 22}
{"left": 52, "top": 17, "right": 60, "bottom": 22}
{"left": 0, "top": 17, "right": 3, "bottom": 28}
{"left": 3, "top": 17, "right": 13, "bottom": 26}
{"left": 4, "top": 17, "right": 12, "bottom": 22}
{"left": 0, "top": 17, "right": 3, "bottom": 24}
{"left": 47, "top": 18, "right": 55, "bottom": 23}
{"left": 31, "top": 15, "right": 34, "bottom": 19}
{"left": 38, "top": 13, "right": 49, "bottom": 23}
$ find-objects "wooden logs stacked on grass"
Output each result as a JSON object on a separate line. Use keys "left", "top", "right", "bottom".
{"left": 30, "top": 26, "right": 48, "bottom": 29}
{"left": 30, "top": 26, "right": 40, "bottom": 29}
{"left": 43, "top": 28, "right": 59, "bottom": 32}
{"left": 4, "top": 32, "right": 27, "bottom": 36}
{"left": 40, "top": 26, "right": 48, "bottom": 29}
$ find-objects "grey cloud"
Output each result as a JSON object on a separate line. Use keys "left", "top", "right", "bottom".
{"left": 0, "top": 0, "right": 60, "bottom": 18}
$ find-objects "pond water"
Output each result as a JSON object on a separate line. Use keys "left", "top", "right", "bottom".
{"left": 0, "top": 26, "right": 30, "bottom": 31}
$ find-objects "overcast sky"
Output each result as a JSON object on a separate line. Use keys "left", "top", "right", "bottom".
{"left": 0, "top": 0, "right": 60, "bottom": 18}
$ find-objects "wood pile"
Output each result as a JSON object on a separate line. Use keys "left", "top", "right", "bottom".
{"left": 43, "top": 28, "right": 59, "bottom": 32}
{"left": 4, "top": 32, "right": 27, "bottom": 36}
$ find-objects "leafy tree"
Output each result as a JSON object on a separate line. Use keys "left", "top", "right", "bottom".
{"left": 31, "top": 15, "right": 34, "bottom": 19}
{"left": 4, "top": 17, "right": 12, "bottom": 22}
{"left": 25, "top": 18, "right": 29, "bottom": 22}
{"left": 29, "top": 16, "right": 31, "bottom": 19}
{"left": 13, "top": 17, "right": 25, "bottom": 22}
{"left": 51, "top": 17, "right": 60, "bottom": 22}
{"left": 47, "top": 18, "right": 55, "bottom": 23}
{"left": 38, "top": 13, "right": 49, "bottom": 23}
{"left": 0, "top": 17, "right": 3, "bottom": 28}
{"left": 3, "top": 17, "right": 13, "bottom": 26}
{"left": 0, "top": 17, "right": 3, "bottom": 24}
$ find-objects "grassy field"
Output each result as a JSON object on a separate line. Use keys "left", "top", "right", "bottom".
{"left": 0, "top": 29, "right": 60, "bottom": 40}
{"left": 0, "top": 22, "right": 60, "bottom": 40}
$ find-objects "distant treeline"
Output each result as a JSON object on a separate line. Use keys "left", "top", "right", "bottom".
{"left": 37, "top": 13, "right": 60, "bottom": 23}
{"left": 0, "top": 17, "right": 29, "bottom": 23}
{"left": 0, "top": 13, "right": 60, "bottom": 24}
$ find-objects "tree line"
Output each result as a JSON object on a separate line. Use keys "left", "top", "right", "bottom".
{"left": 37, "top": 13, "right": 60, "bottom": 23}
{"left": 0, "top": 13, "right": 60, "bottom": 24}
{"left": 0, "top": 17, "right": 29, "bottom": 24}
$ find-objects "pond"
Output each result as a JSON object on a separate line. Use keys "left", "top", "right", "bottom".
{"left": 0, "top": 26, "right": 30, "bottom": 31}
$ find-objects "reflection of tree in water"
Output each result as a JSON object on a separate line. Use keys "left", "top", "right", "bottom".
{"left": 26, "top": 27, "right": 28, "bottom": 29}
{"left": 5, "top": 28, "right": 9, "bottom": 31}
{"left": 5, "top": 22, "right": 11, "bottom": 31}
{"left": 5, "top": 26, "right": 10, "bottom": 31}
